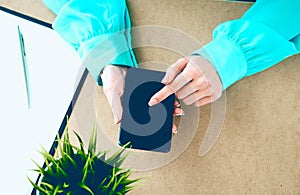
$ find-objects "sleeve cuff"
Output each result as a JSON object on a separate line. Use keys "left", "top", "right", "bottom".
{"left": 80, "top": 32, "right": 137, "bottom": 85}
{"left": 51, "top": 0, "right": 137, "bottom": 86}
{"left": 193, "top": 36, "right": 247, "bottom": 90}
{"left": 192, "top": 19, "right": 299, "bottom": 90}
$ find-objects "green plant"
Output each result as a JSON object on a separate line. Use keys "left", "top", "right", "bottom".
{"left": 29, "top": 127, "right": 139, "bottom": 195}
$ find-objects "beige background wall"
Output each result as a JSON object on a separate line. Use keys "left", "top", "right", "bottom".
{"left": 1, "top": 0, "right": 299, "bottom": 194}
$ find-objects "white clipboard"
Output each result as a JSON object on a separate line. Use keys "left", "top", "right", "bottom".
{"left": 0, "top": 7, "right": 84, "bottom": 194}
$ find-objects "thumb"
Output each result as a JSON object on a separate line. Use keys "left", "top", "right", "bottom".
{"left": 103, "top": 87, "right": 123, "bottom": 124}
{"left": 111, "top": 95, "right": 123, "bottom": 124}
{"left": 161, "top": 58, "right": 188, "bottom": 84}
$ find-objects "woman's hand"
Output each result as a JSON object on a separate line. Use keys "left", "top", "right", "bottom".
{"left": 148, "top": 56, "right": 223, "bottom": 107}
{"left": 101, "top": 65, "right": 127, "bottom": 124}
{"left": 101, "top": 65, "right": 184, "bottom": 133}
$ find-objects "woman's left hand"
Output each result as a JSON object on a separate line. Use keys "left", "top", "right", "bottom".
{"left": 148, "top": 55, "right": 223, "bottom": 107}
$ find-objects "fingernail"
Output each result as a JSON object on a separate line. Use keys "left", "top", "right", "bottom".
{"left": 172, "top": 125, "right": 177, "bottom": 133}
{"left": 161, "top": 76, "right": 169, "bottom": 84}
{"left": 148, "top": 98, "right": 158, "bottom": 106}
{"left": 114, "top": 117, "right": 120, "bottom": 124}
{"left": 175, "top": 113, "right": 185, "bottom": 116}
{"left": 174, "top": 108, "right": 185, "bottom": 116}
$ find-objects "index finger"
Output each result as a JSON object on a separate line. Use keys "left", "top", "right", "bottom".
{"left": 148, "top": 85, "right": 174, "bottom": 106}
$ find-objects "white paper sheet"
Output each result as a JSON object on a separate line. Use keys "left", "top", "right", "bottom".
{"left": 0, "top": 9, "right": 82, "bottom": 194}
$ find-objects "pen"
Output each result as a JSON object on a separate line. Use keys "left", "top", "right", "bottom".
{"left": 18, "top": 25, "right": 31, "bottom": 109}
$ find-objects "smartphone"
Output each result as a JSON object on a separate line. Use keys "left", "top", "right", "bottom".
{"left": 119, "top": 68, "right": 175, "bottom": 153}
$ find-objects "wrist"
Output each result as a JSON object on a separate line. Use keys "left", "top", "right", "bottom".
{"left": 100, "top": 64, "right": 128, "bottom": 78}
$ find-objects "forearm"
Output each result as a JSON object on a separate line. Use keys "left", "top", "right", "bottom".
{"left": 43, "top": 0, "right": 137, "bottom": 85}
{"left": 193, "top": 0, "right": 300, "bottom": 90}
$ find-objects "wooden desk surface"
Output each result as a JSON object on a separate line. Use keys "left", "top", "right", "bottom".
{"left": 2, "top": 0, "right": 299, "bottom": 194}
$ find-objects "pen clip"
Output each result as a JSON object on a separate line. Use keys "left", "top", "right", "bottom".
{"left": 18, "top": 25, "right": 31, "bottom": 109}
{"left": 18, "top": 26, "right": 26, "bottom": 55}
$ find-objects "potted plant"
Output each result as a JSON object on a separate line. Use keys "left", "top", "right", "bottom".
{"left": 29, "top": 126, "right": 139, "bottom": 195}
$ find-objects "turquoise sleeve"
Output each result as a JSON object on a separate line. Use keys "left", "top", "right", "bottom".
{"left": 193, "top": 0, "right": 300, "bottom": 90}
{"left": 43, "top": 0, "right": 137, "bottom": 85}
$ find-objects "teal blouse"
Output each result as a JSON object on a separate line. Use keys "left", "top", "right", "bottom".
{"left": 43, "top": 0, "right": 300, "bottom": 89}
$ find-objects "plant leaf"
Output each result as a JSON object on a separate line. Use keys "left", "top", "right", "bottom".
{"left": 73, "top": 130, "right": 86, "bottom": 153}
{"left": 88, "top": 123, "right": 97, "bottom": 155}
{"left": 81, "top": 154, "right": 93, "bottom": 183}
{"left": 64, "top": 153, "right": 77, "bottom": 168}
{"left": 78, "top": 183, "right": 94, "bottom": 195}
{"left": 31, "top": 160, "right": 46, "bottom": 175}
{"left": 27, "top": 176, "right": 48, "bottom": 194}
{"left": 53, "top": 185, "right": 64, "bottom": 195}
